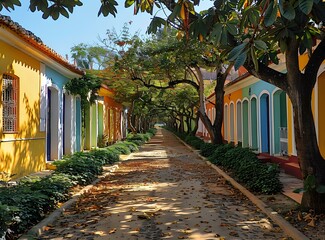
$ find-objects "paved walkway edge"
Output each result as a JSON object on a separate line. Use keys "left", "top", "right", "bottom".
{"left": 176, "top": 136, "right": 309, "bottom": 240}
{"left": 18, "top": 164, "right": 121, "bottom": 240}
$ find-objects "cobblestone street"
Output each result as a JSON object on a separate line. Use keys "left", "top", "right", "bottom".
{"left": 39, "top": 128, "right": 288, "bottom": 240}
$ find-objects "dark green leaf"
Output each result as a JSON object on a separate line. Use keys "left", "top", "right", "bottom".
{"left": 42, "top": 10, "right": 51, "bottom": 19}
{"left": 228, "top": 42, "right": 248, "bottom": 61}
{"left": 52, "top": 9, "right": 60, "bottom": 20}
{"left": 302, "top": 30, "right": 313, "bottom": 50}
{"left": 220, "top": 26, "right": 228, "bottom": 45}
{"left": 237, "top": 0, "right": 246, "bottom": 10}
{"left": 299, "top": 0, "right": 313, "bottom": 15}
{"left": 226, "top": 22, "right": 237, "bottom": 35}
{"left": 279, "top": 0, "right": 295, "bottom": 20}
{"left": 211, "top": 23, "right": 223, "bottom": 45}
{"left": 264, "top": 1, "right": 278, "bottom": 27}
{"left": 125, "top": 0, "right": 135, "bottom": 8}
{"left": 248, "top": 8, "right": 260, "bottom": 26}
{"left": 59, "top": 7, "right": 70, "bottom": 18}
{"left": 168, "top": 4, "right": 181, "bottom": 22}
{"left": 147, "top": 17, "right": 166, "bottom": 34}
{"left": 312, "top": 1, "right": 325, "bottom": 23}
{"left": 254, "top": 40, "right": 267, "bottom": 51}
{"left": 234, "top": 51, "right": 247, "bottom": 70}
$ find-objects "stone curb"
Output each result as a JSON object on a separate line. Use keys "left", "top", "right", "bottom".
{"left": 18, "top": 163, "right": 122, "bottom": 240}
{"left": 175, "top": 135, "right": 309, "bottom": 240}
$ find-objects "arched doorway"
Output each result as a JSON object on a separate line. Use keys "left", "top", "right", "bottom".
{"left": 47, "top": 87, "right": 59, "bottom": 161}
{"left": 260, "top": 93, "right": 270, "bottom": 153}
{"left": 273, "top": 90, "right": 287, "bottom": 155}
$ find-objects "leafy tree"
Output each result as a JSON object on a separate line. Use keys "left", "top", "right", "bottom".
{"left": 162, "top": 85, "right": 199, "bottom": 134}
{"left": 124, "top": 28, "right": 234, "bottom": 144}
{"left": 145, "top": 0, "right": 325, "bottom": 212}
{"left": 71, "top": 43, "right": 112, "bottom": 70}
{"left": 188, "top": 0, "right": 325, "bottom": 211}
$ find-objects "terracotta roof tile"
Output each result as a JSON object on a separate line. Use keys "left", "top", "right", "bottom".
{"left": 0, "top": 14, "right": 84, "bottom": 76}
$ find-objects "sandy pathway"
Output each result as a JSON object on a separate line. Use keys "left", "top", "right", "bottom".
{"left": 39, "top": 128, "right": 288, "bottom": 240}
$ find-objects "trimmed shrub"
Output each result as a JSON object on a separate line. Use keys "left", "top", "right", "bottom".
{"left": 30, "top": 173, "right": 76, "bottom": 207}
{"left": 200, "top": 143, "right": 218, "bottom": 157}
{"left": 126, "top": 134, "right": 146, "bottom": 146}
{"left": 0, "top": 173, "right": 76, "bottom": 238}
{"left": 209, "top": 145, "right": 283, "bottom": 194}
{"left": 245, "top": 163, "right": 283, "bottom": 194}
{"left": 208, "top": 144, "right": 234, "bottom": 164}
{"left": 0, "top": 182, "right": 50, "bottom": 234}
{"left": 189, "top": 139, "right": 205, "bottom": 149}
{"left": 90, "top": 148, "right": 120, "bottom": 165}
{"left": 184, "top": 135, "right": 205, "bottom": 149}
{"left": 122, "top": 141, "right": 139, "bottom": 152}
{"left": 147, "top": 128, "right": 157, "bottom": 135}
{"left": 54, "top": 152, "right": 103, "bottom": 185}
{"left": 107, "top": 143, "right": 131, "bottom": 155}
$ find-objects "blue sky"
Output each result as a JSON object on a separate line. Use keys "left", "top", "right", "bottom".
{"left": 2, "top": 0, "right": 213, "bottom": 62}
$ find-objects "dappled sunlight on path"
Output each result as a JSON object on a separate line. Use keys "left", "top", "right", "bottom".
{"left": 39, "top": 128, "right": 288, "bottom": 240}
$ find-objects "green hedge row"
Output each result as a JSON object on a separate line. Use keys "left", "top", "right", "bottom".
{"left": 207, "top": 144, "right": 283, "bottom": 194}
{"left": 0, "top": 128, "right": 156, "bottom": 239}
{"left": 170, "top": 130, "right": 283, "bottom": 195}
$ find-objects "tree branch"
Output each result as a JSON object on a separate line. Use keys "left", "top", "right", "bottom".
{"left": 244, "top": 62, "right": 288, "bottom": 91}
{"left": 131, "top": 76, "right": 199, "bottom": 91}
{"left": 305, "top": 38, "right": 325, "bottom": 88}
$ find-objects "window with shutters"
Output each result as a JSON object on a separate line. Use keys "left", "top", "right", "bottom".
{"left": 2, "top": 74, "right": 19, "bottom": 133}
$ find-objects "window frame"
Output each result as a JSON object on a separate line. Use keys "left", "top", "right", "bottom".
{"left": 2, "top": 73, "right": 19, "bottom": 133}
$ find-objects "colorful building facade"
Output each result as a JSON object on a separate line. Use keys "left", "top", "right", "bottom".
{"left": 197, "top": 56, "right": 325, "bottom": 178}
{"left": 0, "top": 16, "right": 83, "bottom": 179}
{"left": 84, "top": 85, "right": 126, "bottom": 150}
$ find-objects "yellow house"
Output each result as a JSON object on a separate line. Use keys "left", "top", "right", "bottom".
{"left": 0, "top": 16, "right": 83, "bottom": 179}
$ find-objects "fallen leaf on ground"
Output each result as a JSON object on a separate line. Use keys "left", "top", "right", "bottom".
{"left": 108, "top": 228, "right": 117, "bottom": 234}
{"left": 308, "top": 218, "right": 316, "bottom": 227}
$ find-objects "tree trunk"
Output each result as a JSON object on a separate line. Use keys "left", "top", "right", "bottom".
{"left": 213, "top": 73, "right": 226, "bottom": 145}
{"left": 195, "top": 66, "right": 217, "bottom": 143}
{"left": 285, "top": 38, "right": 325, "bottom": 212}
{"left": 179, "top": 115, "right": 184, "bottom": 133}
{"left": 195, "top": 64, "right": 231, "bottom": 145}
{"left": 287, "top": 75, "right": 325, "bottom": 212}
{"left": 191, "top": 113, "right": 199, "bottom": 136}
{"left": 187, "top": 115, "right": 195, "bottom": 135}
